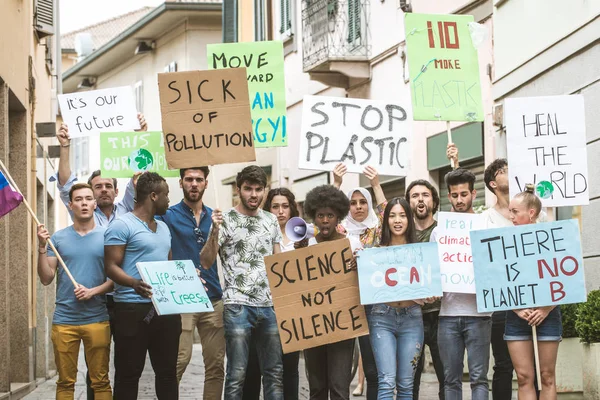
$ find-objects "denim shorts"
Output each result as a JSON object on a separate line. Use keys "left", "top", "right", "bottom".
{"left": 504, "top": 307, "right": 562, "bottom": 342}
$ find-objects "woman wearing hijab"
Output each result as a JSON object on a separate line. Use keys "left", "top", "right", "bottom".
{"left": 333, "top": 163, "right": 387, "bottom": 399}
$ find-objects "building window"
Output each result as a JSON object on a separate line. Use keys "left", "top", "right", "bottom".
{"left": 279, "top": 0, "right": 292, "bottom": 38}
{"left": 164, "top": 62, "right": 177, "bottom": 72}
{"left": 347, "top": 0, "right": 361, "bottom": 44}
{"left": 71, "top": 136, "right": 89, "bottom": 177}
{"left": 134, "top": 81, "right": 143, "bottom": 113}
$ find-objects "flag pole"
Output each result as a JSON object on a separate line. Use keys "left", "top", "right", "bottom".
{"left": 0, "top": 158, "right": 78, "bottom": 287}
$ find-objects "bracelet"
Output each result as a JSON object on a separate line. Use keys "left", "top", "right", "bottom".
{"left": 60, "top": 144, "right": 70, "bottom": 148}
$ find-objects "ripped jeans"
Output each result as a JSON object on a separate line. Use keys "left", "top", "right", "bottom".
{"left": 367, "top": 304, "right": 424, "bottom": 400}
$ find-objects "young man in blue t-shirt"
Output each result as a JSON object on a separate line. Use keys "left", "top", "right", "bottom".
{"left": 37, "top": 183, "right": 114, "bottom": 400}
{"left": 104, "top": 172, "right": 181, "bottom": 399}
{"left": 156, "top": 166, "right": 225, "bottom": 399}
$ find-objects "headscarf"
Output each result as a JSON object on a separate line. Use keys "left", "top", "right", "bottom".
{"left": 341, "top": 187, "right": 379, "bottom": 237}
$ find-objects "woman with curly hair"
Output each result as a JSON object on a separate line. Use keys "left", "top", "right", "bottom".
{"left": 332, "top": 163, "right": 387, "bottom": 399}
{"left": 296, "top": 184, "right": 360, "bottom": 400}
{"left": 506, "top": 184, "right": 562, "bottom": 400}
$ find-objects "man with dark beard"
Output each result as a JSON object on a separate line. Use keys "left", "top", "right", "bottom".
{"left": 405, "top": 180, "right": 445, "bottom": 400}
{"left": 156, "top": 167, "right": 225, "bottom": 399}
{"left": 201, "top": 165, "right": 284, "bottom": 400}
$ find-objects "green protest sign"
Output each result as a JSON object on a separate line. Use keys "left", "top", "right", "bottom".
{"left": 405, "top": 13, "right": 483, "bottom": 122}
{"left": 207, "top": 41, "right": 287, "bottom": 148}
{"left": 100, "top": 131, "right": 179, "bottom": 178}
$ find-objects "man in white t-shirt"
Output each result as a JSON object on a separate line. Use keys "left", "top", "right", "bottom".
{"left": 432, "top": 168, "right": 492, "bottom": 400}
{"left": 481, "top": 159, "right": 514, "bottom": 400}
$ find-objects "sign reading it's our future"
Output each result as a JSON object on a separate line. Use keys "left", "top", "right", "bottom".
{"left": 136, "top": 260, "right": 214, "bottom": 316}
{"left": 404, "top": 13, "right": 483, "bottom": 122}
{"left": 505, "top": 95, "right": 589, "bottom": 207}
{"left": 299, "top": 95, "right": 412, "bottom": 176}
{"left": 58, "top": 86, "right": 140, "bottom": 138}
{"left": 157, "top": 68, "right": 256, "bottom": 168}
{"left": 264, "top": 239, "right": 369, "bottom": 353}
{"left": 357, "top": 243, "right": 443, "bottom": 305}
{"left": 470, "top": 220, "right": 586, "bottom": 313}
{"left": 100, "top": 131, "right": 179, "bottom": 178}
{"left": 207, "top": 41, "right": 287, "bottom": 148}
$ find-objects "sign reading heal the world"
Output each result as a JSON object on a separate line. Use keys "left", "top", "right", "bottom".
{"left": 207, "top": 41, "right": 287, "bottom": 148}
{"left": 265, "top": 239, "right": 369, "bottom": 353}
{"left": 157, "top": 68, "right": 256, "bottom": 168}
{"left": 136, "top": 260, "right": 214, "bottom": 316}
{"left": 58, "top": 86, "right": 140, "bottom": 138}
{"left": 505, "top": 95, "right": 588, "bottom": 207}
{"left": 405, "top": 13, "right": 483, "bottom": 122}
{"left": 357, "top": 243, "right": 443, "bottom": 305}
{"left": 100, "top": 131, "right": 179, "bottom": 178}
{"left": 434, "top": 212, "right": 483, "bottom": 293}
{"left": 299, "top": 95, "right": 412, "bottom": 176}
{"left": 470, "top": 219, "right": 586, "bottom": 313}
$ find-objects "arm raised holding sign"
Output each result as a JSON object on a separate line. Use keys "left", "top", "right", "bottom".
{"left": 200, "top": 209, "right": 223, "bottom": 270}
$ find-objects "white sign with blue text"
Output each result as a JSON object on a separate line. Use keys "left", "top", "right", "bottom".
{"left": 357, "top": 243, "right": 443, "bottom": 305}
{"left": 136, "top": 260, "right": 214, "bottom": 316}
{"left": 470, "top": 219, "right": 586, "bottom": 313}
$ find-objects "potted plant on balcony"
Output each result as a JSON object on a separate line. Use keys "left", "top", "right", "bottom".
{"left": 555, "top": 304, "right": 583, "bottom": 395}
{"left": 576, "top": 290, "right": 600, "bottom": 400}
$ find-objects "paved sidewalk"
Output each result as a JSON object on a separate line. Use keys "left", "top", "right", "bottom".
{"left": 24, "top": 344, "right": 478, "bottom": 399}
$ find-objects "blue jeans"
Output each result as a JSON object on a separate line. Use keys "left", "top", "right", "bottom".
{"left": 223, "top": 304, "right": 284, "bottom": 400}
{"left": 437, "top": 316, "right": 492, "bottom": 400}
{"left": 368, "top": 304, "right": 424, "bottom": 400}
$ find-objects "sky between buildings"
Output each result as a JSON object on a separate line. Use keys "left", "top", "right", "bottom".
{"left": 60, "top": 0, "right": 163, "bottom": 33}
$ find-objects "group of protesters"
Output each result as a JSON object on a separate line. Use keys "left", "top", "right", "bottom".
{"left": 37, "top": 118, "right": 562, "bottom": 400}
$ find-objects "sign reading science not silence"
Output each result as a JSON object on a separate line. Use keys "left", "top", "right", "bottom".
{"left": 264, "top": 239, "right": 368, "bottom": 353}
{"left": 157, "top": 68, "right": 256, "bottom": 168}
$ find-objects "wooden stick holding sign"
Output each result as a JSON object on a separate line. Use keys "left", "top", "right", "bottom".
{"left": 446, "top": 121, "right": 456, "bottom": 170}
{"left": 533, "top": 326, "right": 543, "bottom": 391}
{"left": 0, "top": 158, "right": 78, "bottom": 287}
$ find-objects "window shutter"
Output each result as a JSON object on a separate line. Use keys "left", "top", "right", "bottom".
{"left": 280, "top": 0, "right": 292, "bottom": 34}
{"left": 347, "top": 0, "right": 361, "bottom": 43}
{"left": 35, "top": 0, "right": 54, "bottom": 38}
{"left": 223, "top": 0, "right": 238, "bottom": 43}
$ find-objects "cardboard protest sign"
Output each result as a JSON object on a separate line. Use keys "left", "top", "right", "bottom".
{"left": 434, "top": 212, "right": 484, "bottom": 293}
{"left": 207, "top": 41, "right": 287, "bottom": 148}
{"left": 265, "top": 239, "right": 369, "bottom": 353}
{"left": 58, "top": 86, "right": 140, "bottom": 138}
{"left": 505, "top": 95, "right": 588, "bottom": 207}
{"left": 405, "top": 13, "right": 483, "bottom": 122}
{"left": 136, "top": 260, "right": 214, "bottom": 315}
{"left": 100, "top": 131, "right": 179, "bottom": 178}
{"left": 470, "top": 220, "right": 586, "bottom": 313}
{"left": 357, "top": 243, "right": 443, "bottom": 305}
{"left": 299, "top": 95, "right": 412, "bottom": 176}
{"left": 157, "top": 68, "right": 255, "bottom": 168}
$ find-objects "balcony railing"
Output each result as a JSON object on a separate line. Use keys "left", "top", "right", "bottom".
{"left": 302, "top": 0, "right": 370, "bottom": 72}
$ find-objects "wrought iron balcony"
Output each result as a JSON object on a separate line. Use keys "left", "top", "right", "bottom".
{"left": 302, "top": 0, "right": 370, "bottom": 87}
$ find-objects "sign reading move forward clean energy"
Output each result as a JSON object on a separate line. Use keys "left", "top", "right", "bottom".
{"left": 299, "top": 95, "right": 412, "bottom": 176}
{"left": 100, "top": 131, "right": 179, "bottom": 178}
{"left": 505, "top": 95, "right": 589, "bottom": 207}
{"left": 470, "top": 220, "right": 586, "bottom": 313}
{"left": 405, "top": 13, "right": 483, "bottom": 122}
{"left": 207, "top": 41, "right": 287, "bottom": 148}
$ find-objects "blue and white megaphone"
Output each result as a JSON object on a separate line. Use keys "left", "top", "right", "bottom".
{"left": 285, "top": 217, "right": 318, "bottom": 241}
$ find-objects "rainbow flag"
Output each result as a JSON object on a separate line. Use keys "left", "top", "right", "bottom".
{"left": 0, "top": 170, "right": 22, "bottom": 218}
